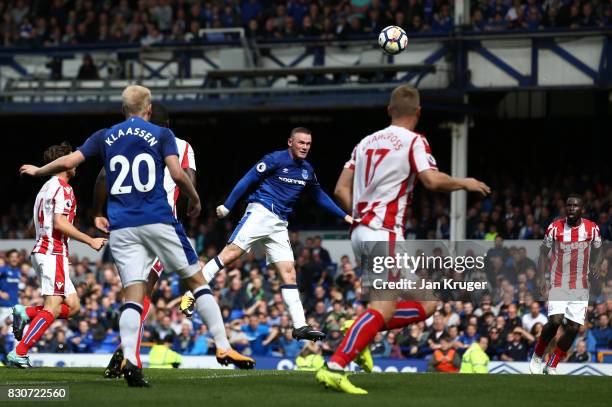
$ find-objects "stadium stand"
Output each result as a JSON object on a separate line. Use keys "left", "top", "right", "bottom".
{"left": 1, "top": 0, "right": 610, "bottom": 48}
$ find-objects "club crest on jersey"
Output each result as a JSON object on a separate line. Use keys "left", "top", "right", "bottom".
{"left": 301, "top": 169, "right": 309, "bottom": 180}
{"left": 65, "top": 200, "right": 72, "bottom": 209}
{"left": 256, "top": 162, "right": 267, "bottom": 173}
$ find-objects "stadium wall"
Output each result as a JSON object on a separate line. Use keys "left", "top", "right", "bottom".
{"left": 26, "top": 354, "right": 612, "bottom": 376}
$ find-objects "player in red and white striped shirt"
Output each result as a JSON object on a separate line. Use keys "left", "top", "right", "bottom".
{"left": 530, "top": 194, "right": 605, "bottom": 375}
{"left": 8, "top": 142, "right": 107, "bottom": 368}
{"left": 316, "top": 85, "right": 490, "bottom": 394}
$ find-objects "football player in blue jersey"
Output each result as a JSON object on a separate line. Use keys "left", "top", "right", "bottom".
{"left": 19, "top": 85, "right": 213, "bottom": 387}
{"left": 193, "top": 127, "right": 352, "bottom": 342}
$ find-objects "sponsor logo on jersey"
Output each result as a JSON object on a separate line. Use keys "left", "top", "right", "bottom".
{"left": 278, "top": 177, "right": 306, "bottom": 186}
{"left": 256, "top": 162, "right": 267, "bottom": 173}
{"left": 301, "top": 169, "right": 309, "bottom": 180}
{"left": 282, "top": 168, "right": 289, "bottom": 173}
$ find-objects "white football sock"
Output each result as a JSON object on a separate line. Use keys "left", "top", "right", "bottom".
{"left": 281, "top": 285, "right": 307, "bottom": 328}
{"left": 203, "top": 256, "right": 224, "bottom": 283}
{"left": 194, "top": 285, "right": 231, "bottom": 350}
{"left": 119, "top": 301, "right": 142, "bottom": 366}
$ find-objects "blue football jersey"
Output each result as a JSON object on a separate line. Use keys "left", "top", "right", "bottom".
{"left": 78, "top": 116, "right": 179, "bottom": 230}
{"left": 224, "top": 149, "right": 346, "bottom": 221}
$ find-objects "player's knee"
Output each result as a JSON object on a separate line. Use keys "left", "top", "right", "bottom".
{"left": 220, "top": 244, "right": 243, "bottom": 264}
{"left": 565, "top": 321, "right": 580, "bottom": 335}
{"left": 549, "top": 315, "right": 564, "bottom": 326}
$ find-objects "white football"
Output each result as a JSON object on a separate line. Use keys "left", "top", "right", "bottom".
{"left": 378, "top": 25, "right": 408, "bottom": 55}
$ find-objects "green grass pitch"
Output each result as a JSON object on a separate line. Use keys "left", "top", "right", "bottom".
{"left": 2, "top": 368, "right": 610, "bottom": 407}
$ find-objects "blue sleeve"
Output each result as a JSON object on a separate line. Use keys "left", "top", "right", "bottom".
{"left": 309, "top": 173, "right": 347, "bottom": 219}
{"left": 160, "top": 128, "right": 179, "bottom": 158}
{"left": 224, "top": 154, "right": 276, "bottom": 210}
{"left": 77, "top": 129, "right": 106, "bottom": 159}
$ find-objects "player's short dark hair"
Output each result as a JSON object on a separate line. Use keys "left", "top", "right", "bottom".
{"left": 43, "top": 141, "right": 72, "bottom": 163}
{"left": 290, "top": 127, "right": 312, "bottom": 138}
{"left": 6, "top": 249, "right": 18, "bottom": 258}
{"left": 389, "top": 85, "right": 420, "bottom": 119}
{"left": 150, "top": 104, "right": 170, "bottom": 127}
{"left": 567, "top": 193, "right": 583, "bottom": 203}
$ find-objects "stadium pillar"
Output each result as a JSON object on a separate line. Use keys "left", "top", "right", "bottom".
{"left": 454, "top": 0, "right": 471, "bottom": 26}
{"left": 450, "top": 117, "right": 468, "bottom": 242}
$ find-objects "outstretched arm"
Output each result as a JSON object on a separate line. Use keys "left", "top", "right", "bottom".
{"left": 418, "top": 169, "right": 490, "bottom": 196}
{"left": 312, "top": 182, "right": 352, "bottom": 224}
{"left": 222, "top": 169, "right": 261, "bottom": 212}
{"left": 20, "top": 151, "right": 85, "bottom": 178}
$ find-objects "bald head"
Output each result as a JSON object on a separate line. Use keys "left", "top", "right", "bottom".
{"left": 388, "top": 85, "right": 420, "bottom": 120}
{"left": 122, "top": 85, "right": 152, "bottom": 118}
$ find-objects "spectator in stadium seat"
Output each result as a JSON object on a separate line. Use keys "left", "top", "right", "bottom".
{"left": 457, "top": 324, "right": 479, "bottom": 350}
{"left": 500, "top": 328, "right": 531, "bottom": 361}
{"left": 187, "top": 325, "right": 210, "bottom": 356}
{"left": 76, "top": 54, "right": 99, "bottom": 80}
{"left": 522, "top": 302, "right": 548, "bottom": 331}
{"left": 69, "top": 320, "right": 95, "bottom": 353}
{"left": 426, "top": 313, "right": 447, "bottom": 352}
{"left": 485, "top": 328, "right": 504, "bottom": 360}
{"left": 592, "top": 313, "right": 612, "bottom": 348}
{"left": 320, "top": 323, "right": 342, "bottom": 356}
{"left": 370, "top": 332, "right": 390, "bottom": 358}
{"left": 173, "top": 323, "right": 194, "bottom": 354}
{"left": 279, "top": 328, "right": 301, "bottom": 358}
{"left": 0, "top": 249, "right": 20, "bottom": 327}
{"left": 51, "top": 330, "right": 68, "bottom": 353}
{"left": 568, "top": 340, "right": 591, "bottom": 363}
{"left": 242, "top": 314, "right": 278, "bottom": 356}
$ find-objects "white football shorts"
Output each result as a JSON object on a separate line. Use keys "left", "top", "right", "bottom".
{"left": 109, "top": 222, "right": 200, "bottom": 287}
{"left": 31, "top": 253, "right": 76, "bottom": 297}
{"left": 350, "top": 223, "right": 405, "bottom": 259}
{"left": 548, "top": 288, "right": 589, "bottom": 325}
{"left": 228, "top": 202, "right": 294, "bottom": 264}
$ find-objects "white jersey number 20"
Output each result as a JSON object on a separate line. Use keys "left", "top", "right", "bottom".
{"left": 109, "top": 153, "right": 156, "bottom": 195}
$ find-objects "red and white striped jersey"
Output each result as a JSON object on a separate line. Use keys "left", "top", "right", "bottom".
{"left": 345, "top": 125, "right": 437, "bottom": 233}
{"left": 32, "top": 176, "right": 77, "bottom": 256}
{"left": 543, "top": 218, "right": 602, "bottom": 290}
{"left": 163, "top": 137, "right": 196, "bottom": 217}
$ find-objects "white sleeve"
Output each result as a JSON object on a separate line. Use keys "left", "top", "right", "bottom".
{"left": 411, "top": 136, "right": 438, "bottom": 173}
{"left": 592, "top": 224, "right": 602, "bottom": 249}
{"left": 344, "top": 145, "right": 357, "bottom": 170}
{"left": 543, "top": 223, "right": 555, "bottom": 249}
{"left": 186, "top": 143, "right": 196, "bottom": 171}
{"left": 51, "top": 184, "right": 73, "bottom": 215}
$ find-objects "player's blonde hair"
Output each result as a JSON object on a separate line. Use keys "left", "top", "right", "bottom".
{"left": 122, "top": 85, "right": 152, "bottom": 117}
{"left": 388, "top": 85, "right": 420, "bottom": 119}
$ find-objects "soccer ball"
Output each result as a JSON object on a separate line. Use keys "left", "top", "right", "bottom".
{"left": 378, "top": 25, "right": 408, "bottom": 55}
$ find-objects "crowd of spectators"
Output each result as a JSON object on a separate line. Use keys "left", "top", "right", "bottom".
{"left": 1, "top": 228, "right": 611, "bottom": 364}
{"left": 1, "top": 0, "right": 610, "bottom": 48}
{"left": 1, "top": 172, "right": 611, "bottom": 363}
